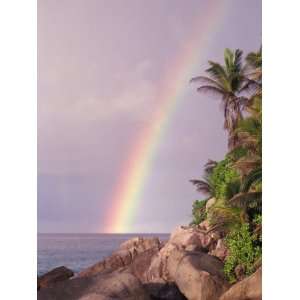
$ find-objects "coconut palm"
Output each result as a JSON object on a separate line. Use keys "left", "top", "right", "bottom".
{"left": 191, "top": 48, "right": 247, "bottom": 137}
{"left": 246, "top": 47, "right": 262, "bottom": 80}
{"left": 228, "top": 96, "right": 262, "bottom": 217}
{"left": 244, "top": 47, "right": 262, "bottom": 101}
{"left": 190, "top": 159, "right": 217, "bottom": 197}
{"left": 229, "top": 96, "right": 262, "bottom": 175}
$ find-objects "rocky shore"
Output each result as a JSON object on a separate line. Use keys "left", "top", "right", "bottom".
{"left": 38, "top": 224, "right": 261, "bottom": 300}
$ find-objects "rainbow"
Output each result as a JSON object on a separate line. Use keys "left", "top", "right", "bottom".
{"left": 104, "top": 1, "right": 229, "bottom": 233}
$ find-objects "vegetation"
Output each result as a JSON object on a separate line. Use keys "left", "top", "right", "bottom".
{"left": 224, "top": 223, "right": 261, "bottom": 283}
{"left": 190, "top": 199, "right": 208, "bottom": 225}
{"left": 190, "top": 47, "right": 262, "bottom": 281}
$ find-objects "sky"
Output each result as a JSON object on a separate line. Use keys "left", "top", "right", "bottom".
{"left": 38, "top": 0, "right": 261, "bottom": 233}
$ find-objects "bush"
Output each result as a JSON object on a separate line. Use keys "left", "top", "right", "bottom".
{"left": 252, "top": 214, "right": 262, "bottom": 243}
{"left": 224, "top": 223, "right": 261, "bottom": 283}
{"left": 190, "top": 199, "right": 207, "bottom": 225}
{"left": 207, "top": 198, "right": 244, "bottom": 230}
{"left": 210, "top": 158, "right": 240, "bottom": 200}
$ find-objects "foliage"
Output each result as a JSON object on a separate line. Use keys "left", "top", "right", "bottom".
{"left": 190, "top": 199, "right": 208, "bottom": 225}
{"left": 210, "top": 157, "right": 240, "bottom": 200}
{"left": 190, "top": 48, "right": 246, "bottom": 137}
{"left": 253, "top": 214, "right": 262, "bottom": 225}
{"left": 224, "top": 223, "right": 261, "bottom": 283}
{"left": 207, "top": 198, "right": 245, "bottom": 230}
{"left": 189, "top": 47, "right": 262, "bottom": 282}
{"left": 252, "top": 214, "right": 262, "bottom": 243}
{"left": 190, "top": 160, "right": 217, "bottom": 197}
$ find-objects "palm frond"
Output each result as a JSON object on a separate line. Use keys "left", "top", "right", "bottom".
{"left": 233, "top": 49, "right": 243, "bottom": 72}
{"left": 204, "top": 159, "right": 218, "bottom": 174}
{"left": 241, "top": 167, "right": 262, "bottom": 192}
{"left": 206, "top": 61, "right": 228, "bottom": 86}
{"left": 196, "top": 85, "right": 225, "bottom": 97}
{"left": 234, "top": 158, "right": 261, "bottom": 176}
{"left": 190, "top": 76, "right": 224, "bottom": 90}
{"left": 190, "top": 179, "right": 212, "bottom": 195}
{"left": 229, "top": 192, "right": 262, "bottom": 210}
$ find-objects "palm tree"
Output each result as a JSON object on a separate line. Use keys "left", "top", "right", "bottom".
{"left": 244, "top": 47, "right": 262, "bottom": 101}
{"left": 190, "top": 159, "right": 217, "bottom": 198}
{"left": 228, "top": 96, "right": 262, "bottom": 217}
{"left": 191, "top": 48, "right": 246, "bottom": 138}
{"left": 229, "top": 96, "right": 262, "bottom": 176}
{"left": 246, "top": 47, "right": 262, "bottom": 81}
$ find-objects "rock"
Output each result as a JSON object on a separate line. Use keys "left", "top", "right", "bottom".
{"left": 78, "top": 260, "right": 107, "bottom": 278}
{"left": 206, "top": 197, "right": 216, "bottom": 212}
{"left": 169, "top": 226, "right": 214, "bottom": 251}
{"left": 144, "top": 282, "right": 187, "bottom": 300}
{"left": 129, "top": 247, "right": 160, "bottom": 282}
{"left": 174, "top": 251, "right": 229, "bottom": 300}
{"left": 79, "top": 237, "right": 161, "bottom": 278}
{"left": 38, "top": 266, "right": 74, "bottom": 289}
{"left": 119, "top": 237, "right": 161, "bottom": 254}
{"left": 185, "top": 244, "right": 203, "bottom": 252}
{"left": 234, "top": 264, "right": 246, "bottom": 281}
{"left": 38, "top": 271, "right": 151, "bottom": 300}
{"left": 147, "top": 242, "right": 179, "bottom": 282}
{"left": 219, "top": 267, "right": 262, "bottom": 300}
{"left": 79, "top": 294, "right": 116, "bottom": 300}
{"left": 209, "top": 239, "right": 228, "bottom": 261}
{"left": 144, "top": 243, "right": 188, "bottom": 299}
{"left": 146, "top": 241, "right": 229, "bottom": 300}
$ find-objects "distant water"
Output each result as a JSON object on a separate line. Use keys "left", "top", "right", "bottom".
{"left": 38, "top": 233, "right": 169, "bottom": 276}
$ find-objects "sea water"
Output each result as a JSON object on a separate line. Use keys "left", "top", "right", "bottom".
{"left": 38, "top": 233, "right": 169, "bottom": 276}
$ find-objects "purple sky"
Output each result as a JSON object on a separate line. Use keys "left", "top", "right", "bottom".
{"left": 38, "top": 0, "right": 261, "bottom": 233}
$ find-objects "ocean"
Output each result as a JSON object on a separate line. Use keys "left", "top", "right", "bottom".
{"left": 38, "top": 233, "right": 169, "bottom": 276}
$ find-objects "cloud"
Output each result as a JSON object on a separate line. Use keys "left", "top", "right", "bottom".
{"left": 38, "top": 60, "right": 158, "bottom": 175}
{"left": 39, "top": 60, "right": 158, "bottom": 125}
{"left": 77, "top": 77, "right": 157, "bottom": 122}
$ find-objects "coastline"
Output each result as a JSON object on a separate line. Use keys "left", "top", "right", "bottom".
{"left": 38, "top": 225, "right": 261, "bottom": 300}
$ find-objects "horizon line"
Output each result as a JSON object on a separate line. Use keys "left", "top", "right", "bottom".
{"left": 37, "top": 232, "right": 170, "bottom": 235}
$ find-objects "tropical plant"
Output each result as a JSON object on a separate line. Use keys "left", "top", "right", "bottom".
{"left": 190, "top": 159, "right": 217, "bottom": 198}
{"left": 189, "top": 46, "right": 262, "bottom": 280}
{"left": 207, "top": 198, "right": 245, "bottom": 231}
{"left": 190, "top": 199, "right": 208, "bottom": 225}
{"left": 209, "top": 157, "right": 240, "bottom": 200}
{"left": 228, "top": 96, "right": 262, "bottom": 217}
{"left": 191, "top": 48, "right": 247, "bottom": 138}
{"left": 245, "top": 47, "right": 262, "bottom": 84}
{"left": 224, "top": 223, "right": 261, "bottom": 283}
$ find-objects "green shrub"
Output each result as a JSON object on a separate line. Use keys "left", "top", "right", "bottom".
{"left": 210, "top": 158, "right": 240, "bottom": 200}
{"left": 191, "top": 199, "right": 208, "bottom": 225}
{"left": 252, "top": 214, "right": 262, "bottom": 243}
{"left": 224, "top": 223, "right": 261, "bottom": 283}
{"left": 207, "top": 198, "right": 244, "bottom": 230}
{"left": 253, "top": 214, "right": 262, "bottom": 225}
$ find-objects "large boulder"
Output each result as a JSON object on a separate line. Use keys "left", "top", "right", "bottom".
{"left": 174, "top": 251, "right": 228, "bottom": 300}
{"left": 219, "top": 267, "right": 262, "bottom": 300}
{"left": 79, "top": 237, "right": 161, "bottom": 278}
{"left": 144, "top": 282, "right": 187, "bottom": 300}
{"left": 127, "top": 243, "right": 186, "bottom": 299}
{"left": 119, "top": 237, "right": 161, "bottom": 253}
{"left": 168, "top": 226, "right": 215, "bottom": 251}
{"left": 146, "top": 242, "right": 179, "bottom": 282}
{"left": 38, "top": 271, "right": 151, "bottom": 300}
{"left": 146, "top": 242, "right": 229, "bottom": 300}
{"left": 129, "top": 247, "right": 161, "bottom": 282}
{"left": 78, "top": 294, "right": 116, "bottom": 300}
{"left": 38, "top": 266, "right": 74, "bottom": 289}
